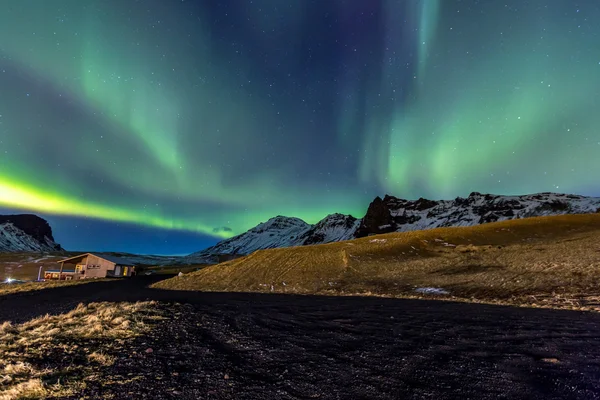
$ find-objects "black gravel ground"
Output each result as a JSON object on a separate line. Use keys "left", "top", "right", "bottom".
{"left": 1, "top": 277, "right": 600, "bottom": 400}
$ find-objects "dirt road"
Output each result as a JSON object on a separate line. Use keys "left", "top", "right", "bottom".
{"left": 1, "top": 277, "right": 599, "bottom": 399}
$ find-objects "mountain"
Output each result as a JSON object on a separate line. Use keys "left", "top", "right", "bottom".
{"left": 190, "top": 192, "right": 600, "bottom": 258}
{"left": 295, "top": 213, "right": 360, "bottom": 245}
{"left": 188, "top": 214, "right": 359, "bottom": 260}
{"left": 355, "top": 192, "right": 600, "bottom": 237}
{"left": 0, "top": 214, "right": 63, "bottom": 252}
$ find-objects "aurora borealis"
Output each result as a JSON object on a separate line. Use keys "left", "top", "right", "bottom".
{"left": 1, "top": 0, "right": 599, "bottom": 253}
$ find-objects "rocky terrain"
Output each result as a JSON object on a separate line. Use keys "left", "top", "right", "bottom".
{"left": 191, "top": 192, "right": 600, "bottom": 257}
{"left": 0, "top": 214, "right": 62, "bottom": 252}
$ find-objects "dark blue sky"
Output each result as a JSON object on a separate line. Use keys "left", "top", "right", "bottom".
{"left": 0, "top": 207, "right": 216, "bottom": 254}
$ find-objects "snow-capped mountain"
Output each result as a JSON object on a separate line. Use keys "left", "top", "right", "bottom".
{"left": 190, "top": 216, "right": 310, "bottom": 259}
{"left": 191, "top": 192, "right": 600, "bottom": 258}
{"left": 0, "top": 214, "right": 63, "bottom": 252}
{"left": 296, "top": 213, "right": 360, "bottom": 245}
{"left": 188, "top": 214, "right": 359, "bottom": 260}
{"left": 355, "top": 192, "right": 600, "bottom": 237}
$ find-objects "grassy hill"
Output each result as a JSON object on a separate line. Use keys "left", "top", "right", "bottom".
{"left": 153, "top": 214, "right": 600, "bottom": 311}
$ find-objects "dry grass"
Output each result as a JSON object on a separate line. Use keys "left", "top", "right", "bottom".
{"left": 87, "top": 351, "right": 116, "bottom": 366}
{"left": 0, "top": 301, "right": 158, "bottom": 399}
{"left": 0, "top": 378, "right": 48, "bottom": 400}
{"left": 154, "top": 214, "right": 600, "bottom": 311}
{"left": 0, "top": 278, "right": 109, "bottom": 297}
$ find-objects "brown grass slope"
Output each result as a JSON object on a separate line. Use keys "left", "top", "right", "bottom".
{"left": 154, "top": 214, "right": 600, "bottom": 310}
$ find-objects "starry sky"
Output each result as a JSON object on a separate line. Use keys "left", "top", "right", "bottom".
{"left": 0, "top": 0, "right": 599, "bottom": 254}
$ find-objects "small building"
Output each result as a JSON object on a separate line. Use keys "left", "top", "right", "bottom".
{"left": 46, "top": 253, "right": 136, "bottom": 280}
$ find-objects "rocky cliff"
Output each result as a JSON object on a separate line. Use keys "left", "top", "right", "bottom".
{"left": 0, "top": 214, "right": 63, "bottom": 252}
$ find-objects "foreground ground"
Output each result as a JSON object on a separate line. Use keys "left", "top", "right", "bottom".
{"left": 1, "top": 277, "right": 599, "bottom": 399}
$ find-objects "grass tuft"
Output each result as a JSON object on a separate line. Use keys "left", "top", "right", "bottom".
{"left": 0, "top": 378, "right": 48, "bottom": 400}
{"left": 87, "top": 352, "right": 115, "bottom": 366}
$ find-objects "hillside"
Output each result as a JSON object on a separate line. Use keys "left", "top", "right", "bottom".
{"left": 0, "top": 214, "right": 62, "bottom": 252}
{"left": 157, "top": 213, "right": 600, "bottom": 311}
{"left": 189, "top": 214, "right": 359, "bottom": 261}
{"left": 189, "top": 192, "right": 600, "bottom": 258}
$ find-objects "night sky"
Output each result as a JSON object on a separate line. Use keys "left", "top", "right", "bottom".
{"left": 1, "top": 0, "right": 599, "bottom": 254}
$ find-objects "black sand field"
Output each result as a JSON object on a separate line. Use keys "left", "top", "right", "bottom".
{"left": 1, "top": 277, "right": 599, "bottom": 400}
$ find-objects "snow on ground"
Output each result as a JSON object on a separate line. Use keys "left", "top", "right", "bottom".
{"left": 415, "top": 287, "right": 450, "bottom": 295}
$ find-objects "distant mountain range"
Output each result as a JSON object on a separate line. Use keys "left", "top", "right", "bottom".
{"left": 3, "top": 192, "right": 599, "bottom": 258}
{"left": 0, "top": 214, "right": 63, "bottom": 252}
{"left": 189, "top": 192, "right": 600, "bottom": 261}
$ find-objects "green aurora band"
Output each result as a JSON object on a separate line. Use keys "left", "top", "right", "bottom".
{"left": 0, "top": 0, "right": 598, "bottom": 238}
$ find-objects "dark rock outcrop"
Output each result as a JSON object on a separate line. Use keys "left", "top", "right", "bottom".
{"left": 0, "top": 214, "right": 63, "bottom": 252}
{"left": 355, "top": 197, "right": 395, "bottom": 238}
{"left": 0, "top": 215, "right": 56, "bottom": 244}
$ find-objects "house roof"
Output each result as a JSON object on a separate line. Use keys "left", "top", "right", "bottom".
{"left": 56, "top": 253, "right": 136, "bottom": 266}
